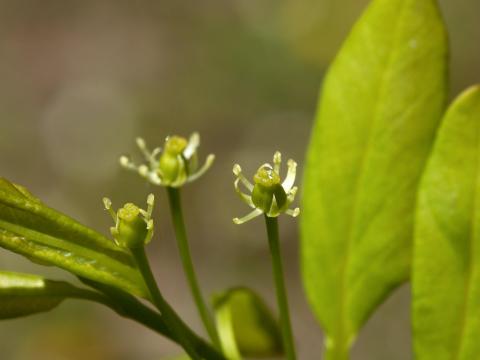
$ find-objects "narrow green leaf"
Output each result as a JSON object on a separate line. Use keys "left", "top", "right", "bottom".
{"left": 0, "top": 271, "right": 100, "bottom": 319}
{"left": 301, "top": 0, "right": 448, "bottom": 357}
{"left": 213, "top": 287, "right": 283, "bottom": 358}
{"left": 0, "top": 178, "right": 148, "bottom": 298}
{"left": 413, "top": 86, "right": 480, "bottom": 360}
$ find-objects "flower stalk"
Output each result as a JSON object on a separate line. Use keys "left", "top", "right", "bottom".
{"left": 130, "top": 245, "right": 200, "bottom": 359}
{"left": 232, "top": 151, "right": 299, "bottom": 360}
{"left": 102, "top": 195, "right": 223, "bottom": 359}
{"left": 167, "top": 186, "right": 220, "bottom": 348}
{"left": 119, "top": 133, "right": 219, "bottom": 347}
{"left": 264, "top": 215, "right": 296, "bottom": 360}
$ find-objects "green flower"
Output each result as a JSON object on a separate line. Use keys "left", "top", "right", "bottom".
{"left": 103, "top": 194, "right": 155, "bottom": 249}
{"left": 233, "top": 152, "right": 300, "bottom": 224}
{"left": 120, "top": 132, "right": 215, "bottom": 187}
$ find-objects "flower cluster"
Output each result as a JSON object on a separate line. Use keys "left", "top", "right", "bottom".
{"left": 233, "top": 151, "right": 300, "bottom": 224}
{"left": 103, "top": 194, "right": 155, "bottom": 249}
{"left": 119, "top": 133, "right": 214, "bottom": 188}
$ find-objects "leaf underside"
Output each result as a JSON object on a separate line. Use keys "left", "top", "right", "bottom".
{"left": 0, "top": 271, "right": 97, "bottom": 319}
{"left": 0, "top": 178, "right": 148, "bottom": 298}
{"left": 413, "top": 86, "right": 480, "bottom": 360}
{"left": 301, "top": 0, "right": 448, "bottom": 355}
{"left": 213, "top": 287, "right": 283, "bottom": 358}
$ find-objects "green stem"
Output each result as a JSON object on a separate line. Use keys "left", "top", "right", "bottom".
{"left": 109, "top": 295, "right": 225, "bottom": 359}
{"left": 325, "top": 342, "right": 349, "bottom": 360}
{"left": 264, "top": 215, "right": 296, "bottom": 360}
{"left": 79, "top": 277, "right": 225, "bottom": 359}
{"left": 131, "top": 246, "right": 203, "bottom": 359}
{"left": 167, "top": 187, "right": 220, "bottom": 348}
{"left": 77, "top": 278, "right": 176, "bottom": 342}
{"left": 76, "top": 288, "right": 176, "bottom": 342}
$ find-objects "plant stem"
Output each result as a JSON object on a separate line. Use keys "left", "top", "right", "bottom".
{"left": 264, "top": 215, "right": 296, "bottom": 360}
{"left": 79, "top": 277, "right": 225, "bottom": 359}
{"left": 77, "top": 288, "right": 177, "bottom": 342}
{"left": 325, "top": 340, "right": 349, "bottom": 360}
{"left": 167, "top": 187, "right": 220, "bottom": 348}
{"left": 131, "top": 246, "right": 202, "bottom": 359}
{"left": 132, "top": 307, "right": 226, "bottom": 360}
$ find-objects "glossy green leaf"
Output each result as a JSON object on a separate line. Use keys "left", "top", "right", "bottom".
{"left": 0, "top": 178, "right": 148, "bottom": 298}
{"left": 413, "top": 86, "right": 480, "bottom": 360}
{"left": 213, "top": 287, "right": 283, "bottom": 359}
{"left": 0, "top": 271, "right": 101, "bottom": 319}
{"left": 301, "top": 0, "right": 448, "bottom": 357}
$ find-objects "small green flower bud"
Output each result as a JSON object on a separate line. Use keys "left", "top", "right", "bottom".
{"left": 252, "top": 165, "right": 287, "bottom": 213}
{"left": 120, "top": 132, "right": 215, "bottom": 188}
{"left": 233, "top": 152, "right": 300, "bottom": 224}
{"left": 115, "top": 203, "right": 150, "bottom": 248}
{"left": 253, "top": 165, "right": 281, "bottom": 187}
{"left": 164, "top": 136, "right": 188, "bottom": 155}
{"left": 159, "top": 153, "right": 183, "bottom": 184}
{"left": 103, "top": 195, "right": 155, "bottom": 249}
{"left": 158, "top": 136, "right": 189, "bottom": 184}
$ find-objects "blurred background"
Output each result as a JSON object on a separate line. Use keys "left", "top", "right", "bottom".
{"left": 0, "top": 0, "right": 478, "bottom": 359}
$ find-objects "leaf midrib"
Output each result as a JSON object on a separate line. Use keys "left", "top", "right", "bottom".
{"left": 0, "top": 227, "right": 146, "bottom": 297}
{"left": 335, "top": 0, "right": 408, "bottom": 346}
{"left": 0, "top": 191, "right": 121, "bottom": 254}
{"left": 0, "top": 218, "right": 137, "bottom": 273}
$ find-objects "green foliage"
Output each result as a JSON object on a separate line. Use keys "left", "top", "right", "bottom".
{"left": 0, "top": 178, "right": 225, "bottom": 359}
{"left": 0, "top": 271, "right": 99, "bottom": 319}
{"left": 301, "top": 0, "right": 448, "bottom": 357}
{"left": 1, "top": 0, "right": 479, "bottom": 359}
{"left": 0, "top": 178, "right": 149, "bottom": 298}
{"left": 213, "top": 287, "right": 283, "bottom": 359}
{"left": 413, "top": 86, "right": 480, "bottom": 360}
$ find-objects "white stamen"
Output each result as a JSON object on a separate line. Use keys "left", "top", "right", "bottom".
{"left": 233, "top": 164, "right": 254, "bottom": 192}
{"left": 119, "top": 156, "right": 131, "bottom": 167}
{"left": 187, "top": 154, "right": 215, "bottom": 184}
{"left": 103, "top": 197, "right": 112, "bottom": 210}
{"left": 147, "top": 193, "right": 155, "bottom": 207}
{"left": 233, "top": 208, "right": 262, "bottom": 225}
{"left": 234, "top": 178, "right": 255, "bottom": 208}
{"left": 146, "top": 193, "right": 155, "bottom": 218}
{"left": 103, "top": 197, "right": 117, "bottom": 221}
{"left": 183, "top": 132, "right": 200, "bottom": 159}
{"left": 273, "top": 151, "right": 282, "bottom": 174}
{"left": 233, "top": 164, "right": 242, "bottom": 176}
{"left": 138, "top": 165, "right": 149, "bottom": 177}
{"left": 286, "top": 208, "right": 300, "bottom": 217}
{"left": 136, "top": 137, "right": 146, "bottom": 150}
{"left": 146, "top": 219, "right": 154, "bottom": 230}
{"left": 282, "top": 159, "right": 297, "bottom": 191}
